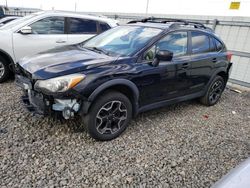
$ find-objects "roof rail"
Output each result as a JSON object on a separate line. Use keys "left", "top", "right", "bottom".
{"left": 128, "top": 17, "right": 212, "bottom": 31}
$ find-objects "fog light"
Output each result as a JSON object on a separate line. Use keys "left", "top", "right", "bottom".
{"left": 62, "top": 107, "right": 74, "bottom": 120}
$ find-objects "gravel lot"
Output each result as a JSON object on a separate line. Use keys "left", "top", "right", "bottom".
{"left": 0, "top": 81, "right": 250, "bottom": 188}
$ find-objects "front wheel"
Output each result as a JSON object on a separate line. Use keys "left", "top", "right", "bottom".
{"left": 0, "top": 56, "right": 11, "bottom": 83}
{"left": 83, "top": 91, "right": 132, "bottom": 141}
{"left": 200, "top": 75, "right": 225, "bottom": 106}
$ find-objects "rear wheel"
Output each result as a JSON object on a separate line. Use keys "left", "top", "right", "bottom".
{"left": 83, "top": 91, "right": 132, "bottom": 141}
{"left": 0, "top": 56, "right": 11, "bottom": 83}
{"left": 200, "top": 76, "right": 225, "bottom": 106}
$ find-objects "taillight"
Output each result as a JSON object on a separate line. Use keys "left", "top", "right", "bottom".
{"left": 227, "top": 52, "right": 232, "bottom": 62}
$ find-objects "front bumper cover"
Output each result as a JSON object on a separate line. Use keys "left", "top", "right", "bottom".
{"left": 16, "top": 75, "right": 81, "bottom": 119}
{"left": 16, "top": 75, "right": 50, "bottom": 115}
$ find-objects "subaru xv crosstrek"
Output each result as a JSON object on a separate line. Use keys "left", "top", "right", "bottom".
{"left": 15, "top": 18, "right": 232, "bottom": 141}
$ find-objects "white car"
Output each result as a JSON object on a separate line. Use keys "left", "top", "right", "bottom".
{"left": 0, "top": 11, "right": 119, "bottom": 82}
{"left": 0, "top": 16, "right": 20, "bottom": 27}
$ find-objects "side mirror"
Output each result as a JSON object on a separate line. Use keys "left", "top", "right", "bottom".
{"left": 19, "top": 26, "right": 32, "bottom": 34}
{"left": 151, "top": 50, "right": 173, "bottom": 66}
{"left": 156, "top": 50, "right": 173, "bottom": 61}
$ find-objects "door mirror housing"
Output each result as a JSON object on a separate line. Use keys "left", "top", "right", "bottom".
{"left": 20, "top": 26, "right": 32, "bottom": 34}
{"left": 151, "top": 50, "right": 173, "bottom": 67}
{"left": 156, "top": 50, "right": 173, "bottom": 61}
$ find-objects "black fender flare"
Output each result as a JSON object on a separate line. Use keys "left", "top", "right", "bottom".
{"left": 204, "top": 67, "right": 228, "bottom": 92}
{"left": 82, "top": 79, "right": 140, "bottom": 116}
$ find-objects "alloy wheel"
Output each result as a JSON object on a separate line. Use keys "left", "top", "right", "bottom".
{"left": 209, "top": 80, "right": 224, "bottom": 104}
{"left": 0, "top": 61, "right": 5, "bottom": 78}
{"left": 96, "top": 100, "right": 128, "bottom": 135}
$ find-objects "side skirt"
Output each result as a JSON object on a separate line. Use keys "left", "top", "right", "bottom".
{"left": 137, "top": 90, "right": 205, "bottom": 114}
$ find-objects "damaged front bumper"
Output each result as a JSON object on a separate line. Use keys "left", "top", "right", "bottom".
{"left": 16, "top": 75, "right": 81, "bottom": 119}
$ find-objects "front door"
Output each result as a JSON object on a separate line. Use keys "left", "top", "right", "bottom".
{"left": 134, "top": 31, "right": 192, "bottom": 106}
{"left": 13, "top": 16, "right": 68, "bottom": 62}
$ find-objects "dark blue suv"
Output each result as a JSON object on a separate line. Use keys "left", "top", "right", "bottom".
{"left": 15, "top": 18, "right": 232, "bottom": 141}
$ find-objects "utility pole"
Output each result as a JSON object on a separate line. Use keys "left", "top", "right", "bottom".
{"left": 146, "top": 0, "right": 149, "bottom": 15}
{"left": 5, "top": 0, "right": 8, "bottom": 8}
{"left": 75, "top": 2, "right": 77, "bottom": 12}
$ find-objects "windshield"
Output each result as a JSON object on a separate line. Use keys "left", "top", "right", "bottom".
{"left": 82, "top": 26, "right": 162, "bottom": 56}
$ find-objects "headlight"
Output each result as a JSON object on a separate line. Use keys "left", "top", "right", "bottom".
{"left": 34, "top": 74, "right": 85, "bottom": 93}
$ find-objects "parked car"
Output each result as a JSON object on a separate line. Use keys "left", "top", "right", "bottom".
{"left": 15, "top": 18, "right": 232, "bottom": 141}
{"left": 0, "top": 11, "right": 119, "bottom": 82}
{"left": 212, "top": 157, "right": 250, "bottom": 188}
{"left": 0, "top": 6, "right": 4, "bottom": 17}
{"left": 0, "top": 16, "right": 20, "bottom": 27}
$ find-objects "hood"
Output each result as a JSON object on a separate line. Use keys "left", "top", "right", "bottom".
{"left": 18, "top": 45, "right": 118, "bottom": 79}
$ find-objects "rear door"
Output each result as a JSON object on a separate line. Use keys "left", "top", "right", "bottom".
{"left": 66, "top": 17, "right": 99, "bottom": 45}
{"left": 13, "top": 16, "right": 67, "bottom": 62}
{"left": 188, "top": 31, "right": 217, "bottom": 94}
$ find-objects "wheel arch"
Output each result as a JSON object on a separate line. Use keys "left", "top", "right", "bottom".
{"left": 217, "top": 71, "right": 229, "bottom": 83}
{"left": 205, "top": 68, "right": 228, "bottom": 92}
{"left": 85, "top": 79, "right": 140, "bottom": 117}
{"left": 0, "top": 49, "right": 15, "bottom": 69}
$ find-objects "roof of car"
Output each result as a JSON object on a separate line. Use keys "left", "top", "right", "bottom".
{"left": 128, "top": 22, "right": 173, "bottom": 29}
{"left": 127, "top": 18, "right": 214, "bottom": 34}
{"left": 36, "top": 11, "right": 119, "bottom": 25}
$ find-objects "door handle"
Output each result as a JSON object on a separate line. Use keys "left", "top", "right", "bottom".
{"left": 56, "top": 40, "right": 66, "bottom": 43}
{"left": 182, "top": 63, "right": 190, "bottom": 69}
{"left": 212, "top": 58, "right": 217, "bottom": 63}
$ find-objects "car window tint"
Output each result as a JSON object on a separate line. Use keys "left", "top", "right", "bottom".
{"left": 100, "top": 22, "right": 110, "bottom": 32}
{"left": 30, "top": 17, "right": 65, "bottom": 34}
{"left": 69, "top": 18, "right": 97, "bottom": 34}
{"left": 215, "top": 39, "right": 223, "bottom": 51}
{"left": 191, "top": 32, "right": 210, "bottom": 54}
{"left": 144, "top": 32, "right": 187, "bottom": 61}
{"left": 158, "top": 32, "right": 188, "bottom": 56}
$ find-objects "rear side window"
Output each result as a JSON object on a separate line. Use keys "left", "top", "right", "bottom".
{"left": 30, "top": 17, "right": 65, "bottom": 34}
{"left": 69, "top": 18, "right": 97, "bottom": 34}
{"left": 209, "top": 37, "right": 216, "bottom": 52}
{"left": 191, "top": 32, "right": 210, "bottom": 54}
{"left": 99, "top": 22, "right": 110, "bottom": 32}
{"left": 215, "top": 39, "right": 224, "bottom": 51}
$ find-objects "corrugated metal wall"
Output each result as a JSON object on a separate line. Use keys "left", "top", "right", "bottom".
{"left": 216, "top": 24, "right": 250, "bottom": 86}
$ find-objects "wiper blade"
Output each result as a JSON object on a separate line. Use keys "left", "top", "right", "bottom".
{"left": 92, "top": 47, "right": 110, "bottom": 55}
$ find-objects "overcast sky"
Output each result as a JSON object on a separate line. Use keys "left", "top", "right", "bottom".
{"left": 0, "top": 0, "right": 250, "bottom": 16}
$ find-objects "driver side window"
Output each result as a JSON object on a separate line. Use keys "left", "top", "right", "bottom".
{"left": 144, "top": 31, "right": 188, "bottom": 61}
{"left": 29, "top": 17, "right": 65, "bottom": 34}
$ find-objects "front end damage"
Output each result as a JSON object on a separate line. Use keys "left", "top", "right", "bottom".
{"left": 15, "top": 74, "right": 82, "bottom": 120}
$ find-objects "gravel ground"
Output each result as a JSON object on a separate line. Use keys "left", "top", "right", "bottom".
{"left": 0, "top": 81, "right": 250, "bottom": 188}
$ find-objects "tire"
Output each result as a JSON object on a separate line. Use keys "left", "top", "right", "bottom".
{"left": 83, "top": 91, "right": 132, "bottom": 141}
{"left": 200, "top": 75, "right": 225, "bottom": 106}
{"left": 0, "top": 56, "right": 11, "bottom": 83}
